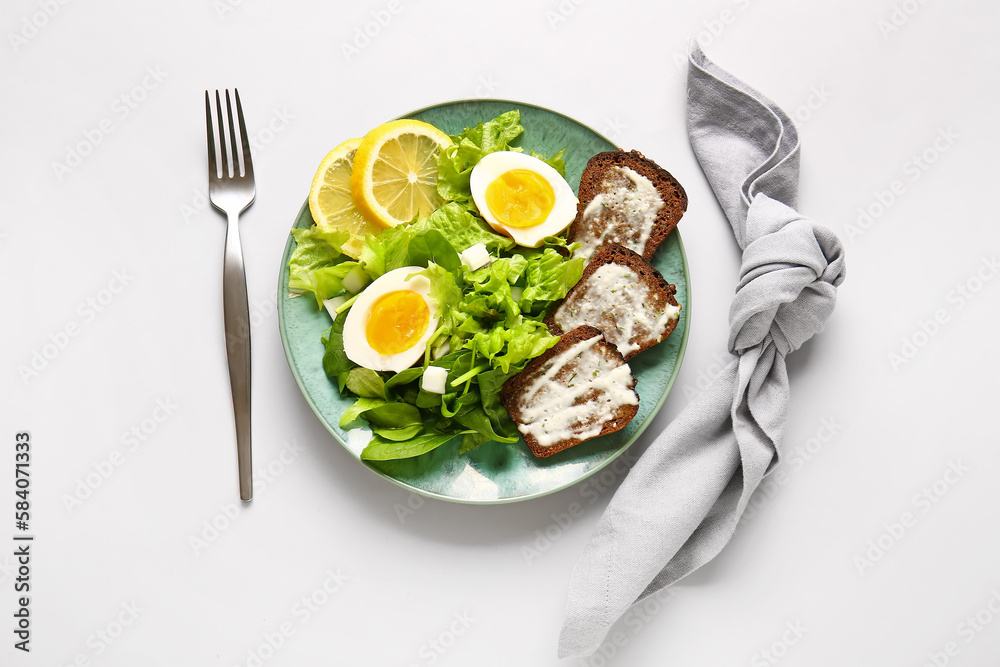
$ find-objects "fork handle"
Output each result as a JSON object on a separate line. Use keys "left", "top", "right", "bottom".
{"left": 223, "top": 211, "right": 253, "bottom": 501}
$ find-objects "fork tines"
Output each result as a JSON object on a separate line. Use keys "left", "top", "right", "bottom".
{"left": 205, "top": 88, "right": 254, "bottom": 181}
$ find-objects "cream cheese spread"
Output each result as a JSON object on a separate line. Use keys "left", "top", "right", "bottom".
{"left": 575, "top": 166, "right": 663, "bottom": 260}
{"left": 515, "top": 334, "right": 638, "bottom": 448}
{"left": 553, "top": 263, "right": 680, "bottom": 356}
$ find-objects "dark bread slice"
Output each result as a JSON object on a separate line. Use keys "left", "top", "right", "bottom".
{"left": 545, "top": 243, "right": 681, "bottom": 360}
{"left": 567, "top": 149, "right": 687, "bottom": 261}
{"left": 500, "top": 325, "right": 638, "bottom": 458}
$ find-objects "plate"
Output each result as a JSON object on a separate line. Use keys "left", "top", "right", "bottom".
{"left": 277, "top": 99, "right": 690, "bottom": 504}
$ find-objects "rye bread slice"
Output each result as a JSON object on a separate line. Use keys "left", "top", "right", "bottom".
{"left": 567, "top": 149, "right": 687, "bottom": 261}
{"left": 545, "top": 243, "right": 681, "bottom": 360}
{"left": 500, "top": 325, "right": 638, "bottom": 458}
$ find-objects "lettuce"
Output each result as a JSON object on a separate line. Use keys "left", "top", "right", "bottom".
{"left": 464, "top": 320, "right": 558, "bottom": 374}
{"left": 530, "top": 148, "right": 567, "bottom": 178}
{"left": 464, "top": 258, "right": 522, "bottom": 327}
{"left": 423, "top": 202, "right": 514, "bottom": 254}
{"left": 476, "top": 368, "right": 518, "bottom": 432}
{"left": 421, "top": 249, "right": 570, "bottom": 376}
{"left": 288, "top": 227, "right": 350, "bottom": 305}
{"left": 360, "top": 203, "right": 513, "bottom": 279}
{"left": 301, "top": 262, "right": 358, "bottom": 308}
{"left": 358, "top": 226, "right": 411, "bottom": 280}
{"left": 520, "top": 248, "right": 585, "bottom": 313}
{"left": 418, "top": 261, "right": 474, "bottom": 359}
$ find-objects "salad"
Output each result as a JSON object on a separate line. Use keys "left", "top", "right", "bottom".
{"left": 286, "top": 111, "right": 587, "bottom": 461}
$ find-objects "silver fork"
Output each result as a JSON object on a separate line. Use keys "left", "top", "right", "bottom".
{"left": 205, "top": 89, "right": 255, "bottom": 501}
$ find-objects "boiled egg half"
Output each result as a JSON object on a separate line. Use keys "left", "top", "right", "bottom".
{"left": 470, "top": 151, "right": 578, "bottom": 247}
{"left": 343, "top": 266, "right": 438, "bottom": 373}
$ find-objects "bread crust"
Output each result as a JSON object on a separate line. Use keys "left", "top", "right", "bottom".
{"left": 545, "top": 243, "right": 681, "bottom": 360}
{"left": 500, "top": 325, "right": 639, "bottom": 458}
{"left": 567, "top": 149, "right": 687, "bottom": 260}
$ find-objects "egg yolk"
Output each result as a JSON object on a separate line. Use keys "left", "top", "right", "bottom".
{"left": 366, "top": 290, "right": 430, "bottom": 355}
{"left": 484, "top": 169, "right": 555, "bottom": 228}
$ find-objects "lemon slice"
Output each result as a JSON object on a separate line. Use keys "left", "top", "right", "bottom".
{"left": 350, "top": 119, "right": 453, "bottom": 229}
{"left": 309, "top": 137, "right": 380, "bottom": 259}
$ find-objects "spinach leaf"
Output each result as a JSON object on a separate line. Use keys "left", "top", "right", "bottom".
{"left": 345, "top": 368, "right": 386, "bottom": 399}
{"left": 360, "top": 432, "right": 455, "bottom": 461}
{"left": 408, "top": 229, "right": 461, "bottom": 272}
{"left": 453, "top": 406, "right": 519, "bottom": 444}
{"left": 364, "top": 402, "right": 422, "bottom": 429}
{"left": 415, "top": 389, "right": 443, "bottom": 409}
{"left": 339, "top": 397, "right": 387, "bottom": 428}
{"left": 322, "top": 314, "right": 356, "bottom": 380}
{"left": 384, "top": 367, "right": 424, "bottom": 399}
{"left": 371, "top": 424, "right": 424, "bottom": 442}
{"left": 459, "top": 432, "right": 491, "bottom": 455}
{"left": 477, "top": 368, "right": 516, "bottom": 430}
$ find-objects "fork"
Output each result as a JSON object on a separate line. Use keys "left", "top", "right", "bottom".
{"left": 205, "top": 89, "right": 255, "bottom": 501}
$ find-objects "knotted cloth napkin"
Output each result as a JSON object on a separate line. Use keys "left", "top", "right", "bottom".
{"left": 557, "top": 44, "right": 846, "bottom": 658}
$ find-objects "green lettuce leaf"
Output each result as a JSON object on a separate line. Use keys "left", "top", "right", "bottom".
{"left": 358, "top": 227, "right": 411, "bottom": 280}
{"left": 419, "top": 261, "right": 470, "bottom": 357}
{"left": 464, "top": 257, "right": 524, "bottom": 327}
{"left": 520, "top": 248, "right": 585, "bottom": 312}
{"left": 530, "top": 147, "right": 567, "bottom": 178}
{"left": 459, "top": 432, "right": 491, "bottom": 455}
{"left": 426, "top": 202, "right": 514, "bottom": 254}
{"left": 301, "top": 261, "right": 357, "bottom": 308}
{"left": 360, "top": 203, "right": 513, "bottom": 279}
{"left": 288, "top": 227, "right": 349, "bottom": 298}
{"left": 465, "top": 319, "right": 558, "bottom": 374}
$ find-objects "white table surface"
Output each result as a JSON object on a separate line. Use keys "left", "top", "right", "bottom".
{"left": 3, "top": 0, "right": 999, "bottom": 664}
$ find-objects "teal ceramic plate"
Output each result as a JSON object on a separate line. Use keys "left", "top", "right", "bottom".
{"left": 277, "top": 99, "right": 690, "bottom": 504}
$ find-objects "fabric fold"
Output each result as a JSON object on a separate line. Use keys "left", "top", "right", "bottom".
{"left": 557, "top": 44, "right": 846, "bottom": 658}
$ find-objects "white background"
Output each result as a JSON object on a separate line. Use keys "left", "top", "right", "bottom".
{"left": 2, "top": 0, "right": 999, "bottom": 665}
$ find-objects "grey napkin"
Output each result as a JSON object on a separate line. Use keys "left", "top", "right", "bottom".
{"left": 557, "top": 44, "right": 846, "bottom": 658}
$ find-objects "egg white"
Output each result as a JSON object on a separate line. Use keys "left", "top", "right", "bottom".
{"left": 469, "top": 151, "right": 578, "bottom": 248}
{"left": 343, "top": 266, "right": 439, "bottom": 373}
